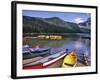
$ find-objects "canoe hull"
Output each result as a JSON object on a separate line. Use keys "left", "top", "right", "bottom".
{"left": 23, "top": 51, "right": 67, "bottom": 69}
{"left": 23, "top": 57, "right": 64, "bottom": 69}
{"left": 62, "top": 50, "right": 77, "bottom": 68}
{"left": 23, "top": 49, "right": 50, "bottom": 59}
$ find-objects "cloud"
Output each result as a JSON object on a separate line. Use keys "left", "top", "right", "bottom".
{"left": 74, "top": 18, "right": 84, "bottom": 23}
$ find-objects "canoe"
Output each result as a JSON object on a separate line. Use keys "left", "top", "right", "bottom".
{"left": 23, "top": 47, "right": 51, "bottom": 59}
{"left": 23, "top": 56, "right": 43, "bottom": 65}
{"left": 30, "top": 48, "right": 50, "bottom": 54}
{"left": 61, "top": 50, "right": 77, "bottom": 68}
{"left": 23, "top": 50, "right": 67, "bottom": 69}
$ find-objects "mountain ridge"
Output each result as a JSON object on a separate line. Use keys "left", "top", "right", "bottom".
{"left": 23, "top": 16, "right": 90, "bottom": 33}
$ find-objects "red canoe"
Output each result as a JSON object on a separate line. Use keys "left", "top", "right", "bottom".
{"left": 23, "top": 50, "right": 67, "bottom": 69}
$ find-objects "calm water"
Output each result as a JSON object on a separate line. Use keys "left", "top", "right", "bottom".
{"left": 50, "top": 37, "right": 90, "bottom": 60}
{"left": 24, "top": 33, "right": 91, "bottom": 60}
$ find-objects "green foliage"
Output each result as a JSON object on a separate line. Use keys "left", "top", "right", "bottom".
{"left": 23, "top": 16, "right": 90, "bottom": 33}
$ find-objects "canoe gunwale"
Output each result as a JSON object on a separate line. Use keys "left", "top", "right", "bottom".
{"left": 23, "top": 51, "right": 67, "bottom": 69}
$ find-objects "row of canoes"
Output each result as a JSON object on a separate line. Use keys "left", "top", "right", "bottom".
{"left": 23, "top": 49, "right": 78, "bottom": 69}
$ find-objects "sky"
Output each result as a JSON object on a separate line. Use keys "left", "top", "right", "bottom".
{"left": 23, "top": 10, "right": 91, "bottom": 23}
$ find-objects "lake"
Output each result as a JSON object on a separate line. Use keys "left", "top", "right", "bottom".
{"left": 23, "top": 33, "right": 91, "bottom": 61}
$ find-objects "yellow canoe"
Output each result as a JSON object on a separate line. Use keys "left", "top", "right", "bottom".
{"left": 62, "top": 50, "right": 77, "bottom": 68}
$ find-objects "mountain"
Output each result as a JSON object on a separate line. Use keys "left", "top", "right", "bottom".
{"left": 45, "top": 17, "right": 80, "bottom": 31}
{"left": 23, "top": 16, "right": 89, "bottom": 33}
{"left": 78, "top": 17, "right": 91, "bottom": 28}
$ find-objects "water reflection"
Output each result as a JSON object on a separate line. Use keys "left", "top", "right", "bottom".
{"left": 50, "top": 37, "right": 90, "bottom": 60}
{"left": 23, "top": 33, "right": 91, "bottom": 62}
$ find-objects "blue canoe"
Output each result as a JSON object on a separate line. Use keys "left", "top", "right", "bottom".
{"left": 23, "top": 46, "right": 51, "bottom": 59}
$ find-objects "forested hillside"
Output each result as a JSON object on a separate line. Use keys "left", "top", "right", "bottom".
{"left": 23, "top": 16, "right": 90, "bottom": 33}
